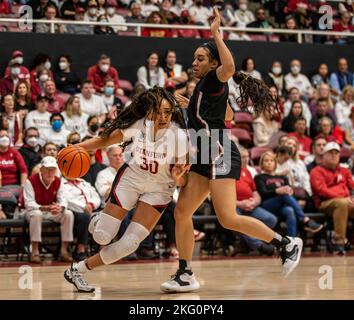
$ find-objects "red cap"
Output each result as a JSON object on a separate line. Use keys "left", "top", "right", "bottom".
{"left": 75, "top": 7, "right": 85, "bottom": 14}
{"left": 12, "top": 50, "right": 23, "bottom": 59}
{"left": 180, "top": 10, "right": 190, "bottom": 17}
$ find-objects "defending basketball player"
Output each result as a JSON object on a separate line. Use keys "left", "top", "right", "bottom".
{"left": 63, "top": 87, "right": 189, "bottom": 292}
{"left": 160, "top": 8, "right": 303, "bottom": 293}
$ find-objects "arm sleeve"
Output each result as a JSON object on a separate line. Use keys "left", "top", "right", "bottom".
{"left": 95, "top": 171, "right": 111, "bottom": 198}
{"left": 23, "top": 179, "right": 40, "bottom": 210}
{"left": 158, "top": 68, "right": 166, "bottom": 87}
{"left": 330, "top": 73, "right": 340, "bottom": 94}
{"left": 56, "top": 182, "right": 68, "bottom": 209}
{"left": 137, "top": 67, "right": 150, "bottom": 89}
{"left": 14, "top": 150, "right": 28, "bottom": 175}
{"left": 254, "top": 175, "right": 277, "bottom": 198}
{"left": 84, "top": 181, "right": 101, "bottom": 209}
{"left": 200, "top": 70, "right": 224, "bottom": 93}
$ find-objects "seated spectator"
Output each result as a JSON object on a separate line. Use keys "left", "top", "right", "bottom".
{"left": 97, "top": 0, "right": 106, "bottom": 15}
{"left": 124, "top": 83, "right": 146, "bottom": 108}
{"left": 75, "top": 80, "right": 107, "bottom": 124}
{"left": 95, "top": 145, "right": 124, "bottom": 200}
{"left": 67, "top": 132, "right": 81, "bottom": 145}
{"left": 19, "top": 127, "right": 42, "bottom": 176}
{"left": 106, "top": 0, "right": 127, "bottom": 33}
{"left": 4, "top": 50, "right": 30, "bottom": 83}
{"left": 30, "top": 53, "right": 53, "bottom": 91}
{"left": 305, "top": 136, "right": 326, "bottom": 172}
{"left": 252, "top": 110, "right": 281, "bottom": 148}
{"left": 61, "top": 96, "right": 89, "bottom": 138}
{"left": 30, "top": 66, "right": 52, "bottom": 102}
{"left": 29, "top": 0, "right": 51, "bottom": 19}
{"left": 255, "top": 151, "right": 322, "bottom": 236}
{"left": 330, "top": 58, "right": 354, "bottom": 96}
{"left": 142, "top": 11, "right": 172, "bottom": 38}
{"left": 141, "top": 0, "right": 159, "bottom": 17}
{"left": 247, "top": 7, "right": 275, "bottom": 29}
{"left": 310, "top": 142, "right": 354, "bottom": 253}
{"left": 317, "top": 117, "right": 343, "bottom": 145}
{"left": 233, "top": 0, "right": 255, "bottom": 25}
{"left": 170, "top": 0, "right": 188, "bottom": 16}
{"left": 102, "top": 79, "right": 124, "bottom": 120}
{"left": 175, "top": 10, "right": 201, "bottom": 38}
{"left": 228, "top": 22, "right": 252, "bottom": 41}
{"left": 126, "top": 2, "right": 145, "bottom": 23}
{"left": 240, "top": 146, "right": 258, "bottom": 178}
{"left": 332, "top": 12, "right": 354, "bottom": 45}
{"left": 236, "top": 147, "right": 277, "bottom": 255}
{"left": 87, "top": 54, "right": 121, "bottom": 95}
{"left": 275, "top": 145, "right": 292, "bottom": 179}
{"left": 14, "top": 81, "right": 34, "bottom": 113}
{"left": 62, "top": 174, "right": 101, "bottom": 260}
{"left": 163, "top": 50, "right": 188, "bottom": 89}
{"left": 0, "top": 60, "right": 22, "bottom": 97}
{"left": 288, "top": 117, "right": 312, "bottom": 160}
{"left": 25, "top": 95, "right": 51, "bottom": 137}
{"left": 311, "top": 63, "right": 330, "bottom": 89}
{"left": 84, "top": 0, "right": 99, "bottom": 21}
{"left": 285, "top": 59, "right": 314, "bottom": 98}
{"left": 137, "top": 52, "right": 165, "bottom": 89}
{"left": 31, "top": 142, "right": 59, "bottom": 176}
{"left": 263, "top": 61, "right": 285, "bottom": 97}
{"left": 309, "top": 83, "right": 335, "bottom": 114}
{"left": 343, "top": 105, "right": 354, "bottom": 151}
{"left": 85, "top": 115, "right": 101, "bottom": 138}
{"left": 1, "top": 94, "right": 24, "bottom": 147}
{"left": 43, "top": 80, "right": 68, "bottom": 113}
{"left": 66, "top": 7, "right": 94, "bottom": 35}
{"left": 0, "top": 129, "right": 28, "bottom": 213}
{"left": 281, "top": 100, "right": 304, "bottom": 133}
{"left": 23, "top": 156, "right": 74, "bottom": 263}
{"left": 241, "top": 57, "right": 262, "bottom": 80}
{"left": 335, "top": 85, "right": 354, "bottom": 128}
{"left": 40, "top": 113, "right": 71, "bottom": 148}
{"left": 188, "top": 0, "right": 212, "bottom": 26}
{"left": 94, "top": 14, "right": 116, "bottom": 35}
{"left": 310, "top": 97, "right": 337, "bottom": 138}
{"left": 35, "top": 3, "right": 66, "bottom": 34}
{"left": 280, "top": 15, "right": 299, "bottom": 42}
{"left": 159, "top": 0, "right": 179, "bottom": 24}
{"left": 284, "top": 87, "right": 311, "bottom": 128}
{"left": 60, "top": 0, "right": 86, "bottom": 20}
{"left": 54, "top": 55, "right": 81, "bottom": 95}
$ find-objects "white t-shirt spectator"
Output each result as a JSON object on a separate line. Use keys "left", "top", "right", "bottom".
{"left": 75, "top": 93, "right": 107, "bottom": 117}
{"left": 188, "top": 5, "right": 212, "bottom": 25}
{"left": 61, "top": 111, "right": 89, "bottom": 138}
{"left": 108, "top": 14, "right": 127, "bottom": 32}
{"left": 95, "top": 166, "right": 116, "bottom": 199}
{"left": 285, "top": 73, "right": 313, "bottom": 97}
{"left": 283, "top": 99, "right": 312, "bottom": 128}
{"left": 233, "top": 9, "right": 255, "bottom": 25}
{"left": 137, "top": 66, "right": 166, "bottom": 89}
{"left": 25, "top": 110, "right": 51, "bottom": 135}
{"left": 335, "top": 99, "right": 354, "bottom": 128}
{"left": 40, "top": 127, "right": 71, "bottom": 147}
{"left": 141, "top": 4, "right": 159, "bottom": 17}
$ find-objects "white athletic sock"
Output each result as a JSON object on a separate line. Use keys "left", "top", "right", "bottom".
{"left": 75, "top": 261, "right": 89, "bottom": 273}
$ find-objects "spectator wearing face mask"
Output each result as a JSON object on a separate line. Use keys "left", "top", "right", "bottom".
{"left": 233, "top": 0, "right": 255, "bottom": 25}
{"left": 66, "top": 7, "right": 94, "bottom": 35}
{"left": 106, "top": 0, "right": 127, "bottom": 32}
{"left": 87, "top": 54, "right": 121, "bottom": 95}
{"left": 61, "top": 96, "right": 89, "bottom": 138}
{"left": 285, "top": 59, "right": 314, "bottom": 98}
{"left": 30, "top": 66, "right": 52, "bottom": 102}
{"left": 40, "top": 113, "right": 70, "bottom": 148}
{"left": 188, "top": 0, "right": 212, "bottom": 26}
{"left": 263, "top": 61, "right": 285, "bottom": 96}
{"left": 94, "top": 14, "right": 116, "bottom": 35}
{"left": 175, "top": 10, "right": 201, "bottom": 38}
{"left": 75, "top": 80, "right": 107, "bottom": 124}
{"left": 67, "top": 132, "right": 81, "bottom": 145}
{"left": 30, "top": 53, "right": 53, "bottom": 88}
{"left": 19, "top": 127, "right": 42, "bottom": 176}
{"left": 54, "top": 55, "right": 81, "bottom": 95}
{"left": 4, "top": 51, "right": 30, "bottom": 83}
{"left": 102, "top": 79, "right": 124, "bottom": 120}
{"left": 0, "top": 60, "right": 22, "bottom": 97}
{"left": 85, "top": 115, "right": 101, "bottom": 138}
{"left": 84, "top": 0, "right": 99, "bottom": 21}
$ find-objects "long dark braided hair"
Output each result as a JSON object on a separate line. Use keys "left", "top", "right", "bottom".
{"left": 102, "top": 87, "right": 186, "bottom": 148}
{"left": 233, "top": 71, "right": 278, "bottom": 116}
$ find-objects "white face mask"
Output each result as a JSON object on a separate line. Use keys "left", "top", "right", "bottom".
{"left": 272, "top": 66, "right": 282, "bottom": 75}
{"left": 27, "top": 137, "right": 39, "bottom": 148}
{"left": 44, "top": 61, "right": 51, "bottom": 70}
{"left": 100, "top": 64, "right": 109, "bottom": 73}
{"left": 59, "top": 62, "right": 67, "bottom": 70}
{"left": 13, "top": 57, "right": 23, "bottom": 65}
{"left": 239, "top": 4, "right": 247, "bottom": 11}
{"left": 0, "top": 136, "right": 10, "bottom": 147}
{"left": 89, "top": 8, "right": 97, "bottom": 15}
{"left": 107, "top": 7, "right": 115, "bottom": 15}
{"left": 39, "top": 74, "right": 49, "bottom": 82}
{"left": 291, "top": 65, "right": 301, "bottom": 74}
{"left": 11, "top": 67, "right": 21, "bottom": 76}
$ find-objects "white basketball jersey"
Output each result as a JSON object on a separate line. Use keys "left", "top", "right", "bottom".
{"left": 121, "top": 118, "right": 188, "bottom": 186}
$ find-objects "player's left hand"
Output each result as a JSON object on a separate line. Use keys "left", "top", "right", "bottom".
{"left": 171, "top": 164, "right": 191, "bottom": 180}
{"left": 210, "top": 7, "right": 221, "bottom": 34}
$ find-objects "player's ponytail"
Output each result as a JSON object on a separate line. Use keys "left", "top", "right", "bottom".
{"left": 233, "top": 71, "right": 278, "bottom": 116}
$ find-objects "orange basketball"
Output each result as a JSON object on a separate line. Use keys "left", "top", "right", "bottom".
{"left": 57, "top": 145, "right": 90, "bottom": 179}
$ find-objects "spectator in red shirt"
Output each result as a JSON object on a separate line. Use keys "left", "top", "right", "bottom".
{"left": 288, "top": 117, "right": 312, "bottom": 160}
{"left": 236, "top": 147, "right": 278, "bottom": 255}
{"left": 310, "top": 142, "right": 354, "bottom": 253}
{"left": 0, "top": 60, "right": 22, "bottom": 97}
{"left": 87, "top": 54, "right": 122, "bottom": 95}
{"left": 0, "top": 0, "right": 10, "bottom": 15}
{"left": 0, "top": 129, "right": 28, "bottom": 215}
{"left": 43, "top": 79, "right": 68, "bottom": 114}
{"left": 316, "top": 116, "right": 343, "bottom": 145}
{"left": 30, "top": 53, "right": 53, "bottom": 93}
{"left": 4, "top": 51, "right": 30, "bottom": 83}
{"left": 333, "top": 12, "right": 354, "bottom": 45}
{"left": 176, "top": 10, "right": 201, "bottom": 38}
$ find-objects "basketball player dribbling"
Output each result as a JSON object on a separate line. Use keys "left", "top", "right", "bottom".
{"left": 160, "top": 8, "right": 303, "bottom": 293}
{"left": 63, "top": 87, "right": 189, "bottom": 292}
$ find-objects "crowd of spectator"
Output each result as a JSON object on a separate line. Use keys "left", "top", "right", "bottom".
{"left": 0, "top": 36, "right": 353, "bottom": 261}
{"left": 0, "top": 0, "right": 353, "bottom": 43}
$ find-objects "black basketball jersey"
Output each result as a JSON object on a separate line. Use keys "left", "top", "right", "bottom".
{"left": 187, "top": 69, "right": 229, "bottom": 131}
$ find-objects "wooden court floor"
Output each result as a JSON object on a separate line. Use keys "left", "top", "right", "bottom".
{"left": 0, "top": 255, "right": 353, "bottom": 300}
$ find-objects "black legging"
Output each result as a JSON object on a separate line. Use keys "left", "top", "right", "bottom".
{"left": 73, "top": 211, "right": 90, "bottom": 245}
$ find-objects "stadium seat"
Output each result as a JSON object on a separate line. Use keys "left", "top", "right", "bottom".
{"left": 234, "top": 111, "right": 253, "bottom": 131}
{"left": 250, "top": 146, "right": 272, "bottom": 165}
{"left": 340, "top": 147, "right": 352, "bottom": 162}
{"left": 230, "top": 128, "right": 253, "bottom": 148}
{"left": 119, "top": 79, "right": 133, "bottom": 93}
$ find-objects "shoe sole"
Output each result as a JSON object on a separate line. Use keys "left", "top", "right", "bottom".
{"left": 304, "top": 225, "right": 324, "bottom": 233}
{"left": 160, "top": 283, "right": 200, "bottom": 293}
{"left": 283, "top": 238, "right": 303, "bottom": 278}
{"left": 63, "top": 270, "right": 95, "bottom": 293}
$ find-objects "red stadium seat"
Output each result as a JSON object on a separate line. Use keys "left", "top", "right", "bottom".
{"left": 119, "top": 79, "right": 133, "bottom": 94}
{"left": 230, "top": 128, "right": 253, "bottom": 148}
{"left": 340, "top": 147, "right": 352, "bottom": 162}
{"left": 233, "top": 111, "right": 253, "bottom": 132}
{"left": 250, "top": 146, "right": 272, "bottom": 166}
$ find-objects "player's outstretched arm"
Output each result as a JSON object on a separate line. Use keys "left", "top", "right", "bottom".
{"left": 212, "top": 7, "right": 235, "bottom": 82}
{"left": 77, "top": 129, "right": 124, "bottom": 151}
